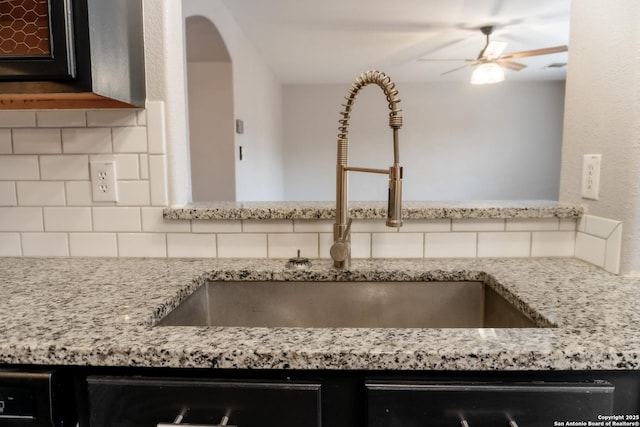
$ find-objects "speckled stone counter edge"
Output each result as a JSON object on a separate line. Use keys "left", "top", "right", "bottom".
{"left": 163, "top": 200, "right": 585, "bottom": 220}
{"left": 2, "top": 257, "right": 639, "bottom": 371}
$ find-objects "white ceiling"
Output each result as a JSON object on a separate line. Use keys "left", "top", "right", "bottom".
{"left": 221, "top": 0, "right": 571, "bottom": 84}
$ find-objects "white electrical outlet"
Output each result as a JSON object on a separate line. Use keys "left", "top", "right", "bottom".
{"left": 581, "top": 154, "right": 601, "bottom": 200}
{"left": 90, "top": 161, "right": 118, "bottom": 202}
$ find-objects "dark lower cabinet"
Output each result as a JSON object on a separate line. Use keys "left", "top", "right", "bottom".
{"left": 366, "top": 380, "right": 615, "bottom": 426}
{"left": 3, "top": 366, "right": 640, "bottom": 427}
{"left": 87, "top": 377, "right": 322, "bottom": 427}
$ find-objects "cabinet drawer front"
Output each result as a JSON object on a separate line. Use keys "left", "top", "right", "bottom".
{"left": 366, "top": 381, "right": 614, "bottom": 426}
{"left": 87, "top": 376, "right": 321, "bottom": 427}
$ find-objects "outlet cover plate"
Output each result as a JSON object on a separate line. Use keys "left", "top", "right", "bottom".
{"left": 90, "top": 161, "right": 118, "bottom": 202}
{"left": 581, "top": 154, "right": 601, "bottom": 200}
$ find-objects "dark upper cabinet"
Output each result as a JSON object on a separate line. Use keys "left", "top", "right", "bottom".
{"left": 0, "top": 0, "right": 145, "bottom": 109}
{"left": 0, "top": 0, "right": 76, "bottom": 80}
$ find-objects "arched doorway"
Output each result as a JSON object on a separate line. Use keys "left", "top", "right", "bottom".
{"left": 184, "top": 16, "right": 236, "bottom": 201}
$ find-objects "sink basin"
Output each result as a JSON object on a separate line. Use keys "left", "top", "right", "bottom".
{"left": 157, "top": 281, "right": 540, "bottom": 329}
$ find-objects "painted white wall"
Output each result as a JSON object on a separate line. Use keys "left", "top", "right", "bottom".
{"left": 144, "top": 0, "right": 191, "bottom": 206}
{"left": 182, "top": 0, "right": 284, "bottom": 201}
{"left": 283, "top": 81, "right": 565, "bottom": 201}
{"left": 559, "top": 0, "right": 640, "bottom": 275}
{"left": 185, "top": 16, "right": 235, "bottom": 201}
{"left": 187, "top": 62, "right": 236, "bottom": 201}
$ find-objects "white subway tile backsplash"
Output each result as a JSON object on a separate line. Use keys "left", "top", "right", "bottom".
{"left": 12, "top": 129, "right": 62, "bottom": 153}
{"left": 65, "top": 181, "right": 92, "bottom": 206}
{"left": 62, "top": 128, "right": 112, "bottom": 153}
{"left": 16, "top": 182, "right": 65, "bottom": 206}
{"left": 167, "top": 233, "right": 216, "bottom": 258}
{"left": 402, "top": 219, "right": 451, "bottom": 232}
{"left": 573, "top": 215, "right": 623, "bottom": 273}
{"left": 453, "top": 219, "right": 505, "bottom": 232}
{"left": 604, "top": 224, "right": 622, "bottom": 274}
{"left": 0, "top": 104, "right": 608, "bottom": 265}
{"left": 113, "top": 127, "right": 148, "bottom": 153}
{"left": 0, "top": 156, "right": 39, "bottom": 180}
{"left": 506, "top": 218, "right": 559, "bottom": 231}
{"left": 139, "top": 154, "right": 149, "bottom": 179}
{"left": 0, "top": 111, "right": 36, "bottom": 128}
{"left": 136, "top": 109, "right": 147, "bottom": 126}
{"left": 69, "top": 233, "right": 117, "bottom": 257}
{"left": 22, "top": 233, "right": 68, "bottom": 256}
{"left": 148, "top": 155, "right": 168, "bottom": 206}
{"left": 478, "top": 232, "right": 530, "bottom": 257}
{"left": 584, "top": 215, "right": 621, "bottom": 239}
{"left": 318, "top": 233, "right": 333, "bottom": 259}
{"left": 93, "top": 207, "right": 141, "bottom": 232}
{"left": 0, "top": 207, "right": 43, "bottom": 231}
{"left": 559, "top": 218, "right": 578, "bottom": 231}
{"left": 267, "top": 233, "right": 318, "bottom": 258}
{"left": 0, "top": 233, "right": 21, "bottom": 256}
{"left": 217, "top": 233, "right": 267, "bottom": 258}
{"left": 146, "top": 101, "right": 166, "bottom": 154}
{"left": 0, "top": 130, "right": 11, "bottom": 153}
{"left": 0, "top": 182, "right": 16, "bottom": 206}
{"left": 293, "top": 219, "right": 333, "bottom": 233}
{"left": 118, "top": 233, "right": 166, "bottom": 257}
{"left": 191, "top": 220, "right": 241, "bottom": 233}
{"left": 372, "top": 233, "right": 423, "bottom": 258}
{"left": 141, "top": 207, "right": 190, "bottom": 233}
{"left": 36, "top": 111, "right": 87, "bottom": 128}
{"left": 352, "top": 220, "right": 396, "bottom": 233}
{"left": 87, "top": 110, "right": 137, "bottom": 127}
{"left": 425, "top": 232, "right": 476, "bottom": 258}
{"left": 577, "top": 216, "right": 586, "bottom": 232}
{"left": 350, "top": 233, "right": 372, "bottom": 259}
{"left": 243, "top": 219, "right": 293, "bottom": 233}
{"left": 117, "top": 181, "right": 151, "bottom": 206}
{"left": 575, "top": 232, "right": 606, "bottom": 268}
{"left": 117, "top": 154, "right": 141, "bottom": 180}
{"left": 531, "top": 231, "right": 576, "bottom": 257}
{"left": 44, "top": 207, "right": 92, "bottom": 232}
{"left": 40, "top": 155, "right": 89, "bottom": 180}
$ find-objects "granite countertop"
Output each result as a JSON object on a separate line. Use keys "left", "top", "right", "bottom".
{"left": 164, "top": 200, "right": 584, "bottom": 220}
{"left": 1, "top": 257, "right": 639, "bottom": 371}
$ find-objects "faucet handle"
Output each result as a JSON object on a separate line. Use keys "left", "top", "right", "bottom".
{"left": 330, "top": 240, "right": 350, "bottom": 263}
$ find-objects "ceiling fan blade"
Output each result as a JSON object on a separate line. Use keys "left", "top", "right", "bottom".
{"left": 498, "top": 60, "right": 526, "bottom": 71}
{"left": 500, "top": 45, "right": 568, "bottom": 60}
{"left": 418, "top": 58, "right": 475, "bottom": 62}
{"left": 441, "top": 63, "right": 476, "bottom": 76}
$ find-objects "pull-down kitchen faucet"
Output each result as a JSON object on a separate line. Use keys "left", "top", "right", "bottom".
{"left": 330, "top": 70, "right": 403, "bottom": 268}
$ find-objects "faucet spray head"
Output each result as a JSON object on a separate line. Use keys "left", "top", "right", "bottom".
{"left": 386, "top": 164, "right": 403, "bottom": 228}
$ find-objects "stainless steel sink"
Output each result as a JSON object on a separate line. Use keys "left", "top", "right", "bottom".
{"left": 157, "top": 281, "right": 540, "bottom": 329}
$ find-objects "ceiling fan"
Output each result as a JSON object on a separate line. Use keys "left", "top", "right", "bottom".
{"left": 419, "top": 25, "right": 568, "bottom": 82}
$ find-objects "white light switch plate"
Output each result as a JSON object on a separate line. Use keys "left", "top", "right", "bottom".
{"left": 581, "top": 154, "right": 601, "bottom": 200}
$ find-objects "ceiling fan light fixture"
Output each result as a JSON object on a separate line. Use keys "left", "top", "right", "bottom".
{"left": 470, "top": 63, "right": 505, "bottom": 85}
